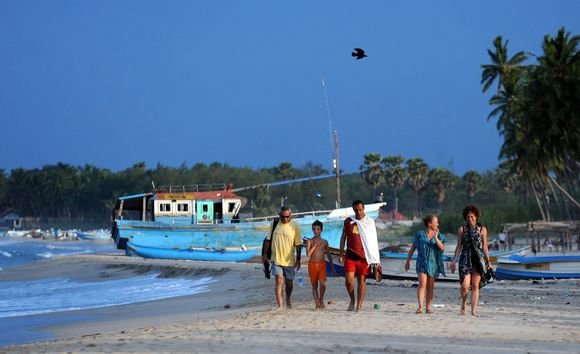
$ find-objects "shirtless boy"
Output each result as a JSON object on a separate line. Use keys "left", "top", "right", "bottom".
{"left": 306, "top": 220, "right": 336, "bottom": 311}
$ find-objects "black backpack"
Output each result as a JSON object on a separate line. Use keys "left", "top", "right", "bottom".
{"left": 261, "top": 218, "right": 279, "bottom": 278}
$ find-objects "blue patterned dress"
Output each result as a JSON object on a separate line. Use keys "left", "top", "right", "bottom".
{"left": 413, "top": 230, "right": 446, "bottom": 278}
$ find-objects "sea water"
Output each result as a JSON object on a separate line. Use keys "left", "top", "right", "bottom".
{"left": 0, "top": 237, "right": 218, "bottom": 346}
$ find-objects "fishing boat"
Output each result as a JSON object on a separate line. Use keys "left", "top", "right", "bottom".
{"left": 126, "top": 242, "right": 261, "bottom": 262}
{"left": 77, "top": 229, "right": 112, "bottom": 241}
{"left": 112, "top": 182, "right": 385, "bottom": 262}
{"left": 379, "top": 246, "right": 530, "bottom": 281}
{"left": 495, "top": 254, "right": 580, "bottom": 280}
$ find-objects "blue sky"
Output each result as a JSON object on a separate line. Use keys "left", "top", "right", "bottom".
{"left": 1, "top": 1, "right": 578, "bottom": 176}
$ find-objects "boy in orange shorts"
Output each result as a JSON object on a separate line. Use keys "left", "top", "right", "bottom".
{"left": 306, "top": 220, "right": 336, "bottom": 311}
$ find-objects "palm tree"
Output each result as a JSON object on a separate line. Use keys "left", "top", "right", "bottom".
{"left": 360, "top": 153, "right": 384, "bottom": 200}
{"left": 462, "top": 170, "right": 482, "bottom": 201}
{"left": 429, "top": 168, "right": 455, "bottom": 213}
{"left": 382, "top": 155, "right": 407, "bottom": 212}
{"left": 481, "top": 36, "right": 528, "bottom": 96}
{"left": 406, "top": 158, "right": 429, "bottom": 218}
{"left": 274, "top": 162, "right": 295, "bottom": 206}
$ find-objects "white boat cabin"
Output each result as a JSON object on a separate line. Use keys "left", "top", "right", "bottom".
{"left": 114, "top": 183, "right": 244, "bottom": 225}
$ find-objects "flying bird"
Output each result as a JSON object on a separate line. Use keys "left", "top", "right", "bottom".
{"left": 352, "top": 48, "right": 367, "bottom": 60}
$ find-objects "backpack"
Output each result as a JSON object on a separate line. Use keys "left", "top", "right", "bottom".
{"left": 261, "top": 218, "right": 279, "bottom": 279}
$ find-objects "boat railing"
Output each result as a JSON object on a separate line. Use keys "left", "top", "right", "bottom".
{"left": 244, "top": 209, "right": 334, "bottom": 223}
{"left": 155, "top": 184, "right": 227, "bottom": 193}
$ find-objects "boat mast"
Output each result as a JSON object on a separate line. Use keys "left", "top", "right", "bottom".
{"left": 322, "top": 75, "right": 341, "bottom": 208}
{"left": 333, "top": 129, "right": 341, "bottom": 208}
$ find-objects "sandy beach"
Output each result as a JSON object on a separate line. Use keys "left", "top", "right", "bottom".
{"left": 1, "top": 254, "right": 579, "bottom": 353}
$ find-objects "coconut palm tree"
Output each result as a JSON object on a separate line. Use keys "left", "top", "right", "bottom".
{"left": 382, "top": 155, "right": 407, "bottom": 212}
{"left": 274, "top": 162, "right": 295, "bottom": 206}
{"left": 429, "top": 168, "right": 455, "bottom": 213}
{"left": 360, "top": 153, "right": 384, "bottom": 200}
{"left": 462, "top": 170, "right": 482, "bottom": 201}
{"left": 481, "top": 36, "right": 528, "bottom": 96}
{"left": 406, "top": 158, "right": 429, "bottom": 218}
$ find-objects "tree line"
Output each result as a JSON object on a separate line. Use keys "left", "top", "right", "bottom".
{"left": 0, "top": 157, "right": 568, "bottom": 234}
{"left": 480, "top": 27, "right": 580, "bottom": 222}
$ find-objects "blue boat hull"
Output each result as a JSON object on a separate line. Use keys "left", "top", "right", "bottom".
{"left": 495, "top": 254, "right": 580, "bottom": 280}
{"left": 127, "top": 242, "right": 260, "bottom": 262}
{"left": 495, "top": 268, "right": 580, "bottom": 280}
{"left": 113, "top": 205, "right": 384, "bottom": 255}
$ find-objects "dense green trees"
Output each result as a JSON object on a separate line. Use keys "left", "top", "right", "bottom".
{"left": 482, "top": 27, "right": 580, "bottom": 221}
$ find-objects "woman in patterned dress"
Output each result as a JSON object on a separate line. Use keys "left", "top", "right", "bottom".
{"left": 405, "top": 215, "right": 446, "bottom": 314}
{"left": 450, "top": 204, "right": 491, "bottom": 316}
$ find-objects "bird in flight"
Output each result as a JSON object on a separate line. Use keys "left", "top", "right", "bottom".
{"left": 352, "top": 48, "right": 367, "bottom": 60}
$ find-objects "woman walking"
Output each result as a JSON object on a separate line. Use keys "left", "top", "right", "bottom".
{"left": 405, "top": 214, "right": 446, "bottom": 314}
{"left": 450, "top": 204, "right": 492, "bottom": 316}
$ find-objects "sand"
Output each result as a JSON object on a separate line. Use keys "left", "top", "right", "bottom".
{"left": 1, "top": 254, "right": 579, "bottom": 353}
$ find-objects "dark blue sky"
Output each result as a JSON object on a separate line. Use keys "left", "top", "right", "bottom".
{"left": 1, "top": 1, "right": 578, "bottom": 176}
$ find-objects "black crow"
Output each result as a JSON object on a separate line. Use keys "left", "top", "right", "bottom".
{"left": 352, "top": 48, "right": 367, "bottom": 60}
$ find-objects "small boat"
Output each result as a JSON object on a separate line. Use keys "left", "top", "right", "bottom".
{"left": 76, "top": 229, "right": 112, "bottom": 241}
{"left": 495, "top": 254, "right": 580, "bottom": 280}
{"left": 379, "top": 246, "right": 530, "bottom": 281}
{"left": 126, "top": 242, "right": 261, "bottom": 262}
{"left": 3, "top": 230, "right": 29, "bottom": 237}
{"left": 112, "top": 182, "right": 385, "bottom": 262}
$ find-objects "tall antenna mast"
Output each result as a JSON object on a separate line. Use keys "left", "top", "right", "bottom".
{"left": 334, "top": 129, "right": 341, "bottom": 208}
{"left": 321, "top": 75, "right": 341, "bottom": 208}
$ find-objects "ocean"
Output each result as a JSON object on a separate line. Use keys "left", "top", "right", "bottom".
{"left": 0, "top": 236, "right": 218, "bottom": 346}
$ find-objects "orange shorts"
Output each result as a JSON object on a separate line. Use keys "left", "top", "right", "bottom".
{"left": 308, "top": 261, "right": 327, "bottom": 284}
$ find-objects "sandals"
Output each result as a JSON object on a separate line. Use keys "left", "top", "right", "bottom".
{"left": 415, "top": 308, "right": 423, "bottom": 314}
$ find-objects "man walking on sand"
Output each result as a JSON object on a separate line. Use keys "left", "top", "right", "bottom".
{"left": 262, "top": 206, "right": 302, "bottom": 309}
{"left": 339, "top": 200, "right": 380, "bottom": 312}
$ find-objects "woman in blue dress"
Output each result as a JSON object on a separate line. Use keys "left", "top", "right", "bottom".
{"left": 405, "top": 215, "right": 446, "bottom": 314}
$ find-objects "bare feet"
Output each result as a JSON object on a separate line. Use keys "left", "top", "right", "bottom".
{"left": 415, "top": 307, "right": 423, "bottom": 314}
{"left": 471, "top": 311, "right": 479, "bottom": 317}
{"left": 347, "top": 303, "right": 355, "bottom": 311}
{"left": 460, "top": 303, "right": 466, "bottom": 315}
{"left": 356, "top": 305, "right": 363, "bottom": 312}
{"left": 319, "top": 301, "right": 325, "bottom": 310}
{"left": 426, "top": 308, "right": 432, "bottom": 314}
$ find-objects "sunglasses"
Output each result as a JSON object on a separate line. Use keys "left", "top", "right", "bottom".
{"left": 279, "top": 214, "right": 291, "bottom": 219}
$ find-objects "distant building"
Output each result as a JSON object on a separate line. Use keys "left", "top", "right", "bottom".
{"left": 0, "top": 209, "right": 22, "bottom": 230}
{"left": 376, "top": 209, "right": 415, "bottom": 228}
{"left": 379, "top": 209, "right": 409, "bottom": 222}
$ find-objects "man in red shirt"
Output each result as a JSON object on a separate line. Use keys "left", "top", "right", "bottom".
{"left": 339, "top": 200, "right": 373, "bottom": 312}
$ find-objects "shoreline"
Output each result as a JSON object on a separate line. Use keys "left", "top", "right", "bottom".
{"left": 1, "top": 254, "right": 579, "bottom": 353}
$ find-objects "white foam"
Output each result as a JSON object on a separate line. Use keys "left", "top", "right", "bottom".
{"left": 0, "top": 274, "right": 216, "bottom": 318}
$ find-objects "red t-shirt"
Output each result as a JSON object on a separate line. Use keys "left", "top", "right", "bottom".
{"left": 343, "top": 217, "right": 366, "bottom": 259}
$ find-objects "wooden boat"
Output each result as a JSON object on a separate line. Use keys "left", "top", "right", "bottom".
{"left": 112, "top": 182, "right": 385, "bottom": 262}
{"left": 76, "top": 229, "right": 111, "bottom": 241}
{"left": 495, "top": 254, "right": 580, "bottom": 280}
{"left": 379, "top": 246, "right": 530, "bottom": 281}
{"left": 126, "top": 242, "right": 261, "bottom": 262}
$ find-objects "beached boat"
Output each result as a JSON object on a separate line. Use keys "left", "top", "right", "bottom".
{"left": 495, "top": 254, "right": 580, "bottom": 280}
{"left": 379, "top": 246, "right": 530, "bottom": 281}
{"left": 112, "top": 183, "right": 385, "bottom": 262}
{"left": 77, "top": 229, "right": 112, "bottom": 241}
{"left": 126, "top": 242, "right": 261, "bottom": 262}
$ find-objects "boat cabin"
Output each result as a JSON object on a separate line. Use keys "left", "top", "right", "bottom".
{"left": 113, "top": 184, "right": 244, "bottom": 225}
